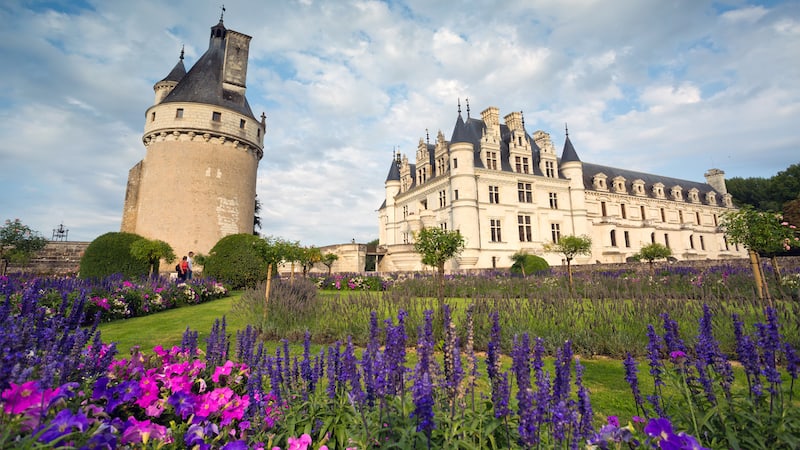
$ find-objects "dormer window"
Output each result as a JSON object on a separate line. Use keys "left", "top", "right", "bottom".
{"left": 688, "top": 188, "right": 700, "bottom": 203}
{"left": 593, "top": 173, "right": 608, "bottom": 190}
{"left": 653, "top": 183, "right": 665, "bottom": 199}
{"left": 671, "top": 186, "right": 683, "bottom": 201}
{"left": 632, "top": 179, "right": 646, "bottom": 196}
{"left": 722, "top": 194, "right": 733, "bottom": 208}
{"left": 706, "top": 191, "right": 717, "bottom": 205}
{"left": 613, "top": 176, "right": 627, "bottom": 194}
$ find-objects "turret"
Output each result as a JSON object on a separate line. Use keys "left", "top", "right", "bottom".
{"left": 704, "top": 168, "right": 727, "bottom": 194}
{"left": 153, "top": 48, "right": 186, "bottom": 104}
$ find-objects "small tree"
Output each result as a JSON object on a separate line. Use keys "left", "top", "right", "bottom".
{"left": 510, "top": 251, "right": 529, "bottom": 276}
{"left": 0, "top": 219, "right": 48, "bottom": 275}
{"left": 321, "top": 252, "right": 339, "bottom": 276}
{"left": 543, "top": 234, "right": 592, "bottom": 292}
{"left": 634, "top": 242, "right": 672, "bottom": 275}
{"left": 413, "top": 227, "right": 465, "bottom": 303}
{"left": 130, "top": 238, "right": 176, "bottom": 276}
{"left": 298, "top": 246, "right": 322, "bottom": 278}
{"left": 720, "top": 206, "right": 798, "bottom": 305}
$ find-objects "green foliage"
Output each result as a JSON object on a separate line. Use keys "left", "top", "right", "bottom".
{"left": 203, "top": 233, "right": 268, "bottom": 289}
{"left": 297, "top": 246, "right": 322, "bottom": 277}
{"left": 0, "top": 219, "right": 47, "bottom": 272}
{"left": 728, "top": 163, "right": 800, "bottom": 213}
{"left": 234, "top": 279, "right": 321, "bottom": 339}
{"left": 413, "top": 227, "right": 466, "bottom": 275}
{"left": 321, "top": 252, "right": 339, "bottom": 275}
{"left": 129, "top": 238, "right": 176, "bottom": 275}
{"left": 720, "top": 205, "right": 798, "bottom": 255}
{"left": 79, "top": 232, "right": 150, "bottom": 279}
{"left": 544, "top": 234, "right": 593, "bottom": 261}
{"left": 509, "top": 252, "right": 550, "bottom": 275}
{"left": 634, "top": 243, "right": 672, "bottom": 263}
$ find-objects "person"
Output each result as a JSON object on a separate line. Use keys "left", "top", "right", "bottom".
{"left": 187, "top": 251, "right": 194, "bottom": 280}
{"left": 179, "top": 256, "right": 189, "bottom": 281}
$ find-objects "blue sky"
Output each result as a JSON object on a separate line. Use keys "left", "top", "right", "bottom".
{"left": 0, "top": 0, "right": 798, "bottom": 246}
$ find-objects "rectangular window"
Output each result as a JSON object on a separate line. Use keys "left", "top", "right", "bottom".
{"left": 522, "top": 157, "right": 529, "bottom": 174}
{"left": 402, "top": 233, "right": 409, "bottom": 244}
{"left": 700, "top": 235, "right": 705, "bottom": 250}
{"left": 212, "top": 111, "right": 222, "bottom": 121}
{"left": 660, "top": 208, "right": 666, "bottom": 222}
{"left": 679, "top": 211, "right": 684, "bottom": 223}
{"left": 696, "top": 211, "right": 701, "bottom": 225}
{"left": 624, "top": 231, "right": 630, "bottom": 247}
{"left": 439, "top": 190, "right": 446, "bottom": 208}
{"left": 651, "top": 232, "right": 656, "bottom": 244}
{"left": 518, "top": 182, "right": 532, "bottom": 203}
{"left": 518, "top": 215, "right": 532, "bottom": 242}
{"left": 621, "top": 203, "right": 627, "bottom": 219}
{"left": 610, "top": 230, "right": 617, "bottom": 247}
{"left": 551, "top": 223, "right": 561, "bottom": 243}
{"left": 240, "top": 119, "right": 246, "bottom": 129}
{"left": 421, "top": 199, "right": 428, "bottom": 210}
{"left": 601, "top": 202, "right": 607, "bottom": 216}
{"left": 515, "top": 156, "right": 522, "bottom": 173}
{"left": 176, "top": 108, "right": 184, "bottom": 118}
{"left": 453, "top": 158, "right": 458, "bottom": 169}
{"left": 515, "top": 156, "right": 529, "bottom": 173}
{"left": 402, "top": 205, "right": 408, "bottom": 218}
{"left": 151, "top": 112, "right": 156, "bottom": 121}
{"left": 440, "top": 223, "right": 448, "bottom": 230}
{"left": 641, "top": 205, "right": 646, "bottom": 220}
{"left": 489, "top": 185, "right": 499, "bottom": 204}
{"left": 545, "top": 161, "right": 555, "bottom": 177}
{"left": 664, "top": 233, "right": 670, "bottom": 249}
{"left": 490, "top": 219, "right": 502, "bottom": 242}
{"left": 549, "top": 192, "right": 558, "bottom": 209}
{"left": 486, "top": 152, "right": 498, "bottom": 170}
{"left": 713, "top": 214, "right": 718, "bottom": 226}
{"left": 690, "top": 235, "right": 695, "bottom": 249}
{"left": 454, "top": 189, "right": 459, "bottom": 200}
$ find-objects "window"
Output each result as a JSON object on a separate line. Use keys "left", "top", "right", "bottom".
{"left": 402, "top": 233, "right": 409, "bottom": 244}
{"left": 515, "top": 156, "right": 529, "bottom": 173}
{"left": 518, "top": 182, "right": 532, "bottom": 203}
{"left": 490, "top": 219, "right": 502, "bottom": 242}
{"left": 713, "top": 214, "right": 718, "bottom": 226}
{"left": 624, "top": 231, "right": 630, "bottom": 247}
{"left": 545, "top": 161, "right": 555, "bottom": 177}
{"left": 439, "top": 190, "right": 446, "bottom": 208}
{"left": 486, "top": 151, "right": 498, "bottom": 170}
{"left": 440, "top": 223, "right": 448, "bottom": 230}
{"left": 402, "top": 205, "right": 408, "bottom": 218}
{"left": 610, "top": 230, "right": 617, "bottom": 247}
{"left": 176, "top": 108, "right": 184, "bottom": 118}
{"left": 240, "top": 119, "right": 246, "bottom": 129}
{"left": 551, "top": 223, "right": 561, "bottom": 243}
{"left": 489, "top": 186, "right": 499, "bottom": 204}
{"left": 696, "top": 212, "right": 701, "bottom": 225}
{"left": 660, "top": 208, "right": 666, "bottom": 222}
{"left": 212, "top": 111, "right": 222, "bottom": 121}
{"left": 454, "top": 190, "right": 459, "bottom": 200}
{"left": 641, "top": 205, "right": 646, "bottom": 220}
{"left": 621, "top": 203, "right": 627, "bottom": 219}
{"left": 700, "top": 235, "right": 705, "bottom": 250}
{"left": 724, "top": 237, "right": 730, "bottom": 251}
{"left": 664, "top": 233, "right": 670, "bottom": 249}
{"left": 651, "top": 232, "right": 656, "bottom": 244}
{"left": 151, "top": 112, "right": 156, "bottom": 122}
{"left": 690, "top": 235, "right": 695, "bottom": 249}
{"left": 549, "top": 192, "right": 558, "bottom": 209}
{"left": 518, "top": 215, "right": 532, "bottom": 242}
{"left": 601, "top": 202, "right": 607, "bottom": 217}
{"left": 453, "top": 158, "right": 458, "bottom": 169}
{"left": 421, "top": 199, "right": 428, "bottom": 210}
{"left": 679, "top": 211, "right": 684, "bottom": 223}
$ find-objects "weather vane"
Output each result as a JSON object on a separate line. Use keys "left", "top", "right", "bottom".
{"left": 220, "top": 4, "right": 226, "bottom": 21}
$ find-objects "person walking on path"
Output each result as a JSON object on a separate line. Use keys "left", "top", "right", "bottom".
{"left": 187, "top": 251, "right": 194, "bottom": 280}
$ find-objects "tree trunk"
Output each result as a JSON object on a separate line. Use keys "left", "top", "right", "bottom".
{"left": 749, "top": 250, "right": 772, "bottom": 307}
{"left": 567, "top": 258, "right": 574, "bottom": 296}
{"left": 438, "top": 264, "right": 446, "bottom": 305}
{"left": 771, "top": 255, "right": 782, "bottom": 284}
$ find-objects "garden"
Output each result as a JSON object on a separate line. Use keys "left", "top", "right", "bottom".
{"left": 2, "top": 256, "right": 800, "bottom": 450}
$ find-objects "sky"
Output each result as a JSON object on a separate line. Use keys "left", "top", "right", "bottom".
{"left": 0, "top": 0, "right": 798, "bottom": 246}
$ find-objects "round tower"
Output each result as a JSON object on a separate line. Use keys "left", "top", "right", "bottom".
{"left": 122, "top": 18, "right": 265, "bottom": 258}
{"left": 448, "top": 113, "right": 480, "bottom": 268}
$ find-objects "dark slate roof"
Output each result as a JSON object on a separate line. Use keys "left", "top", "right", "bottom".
{"left": 581, "top": 162, "right": 723, "bottom": 200}
{"left": 448, "top": 114, "right": 542, "bottom": 173}
{"left": 160, "top": 21, "right": 256, "bottom": 120}
{"left": 560, "top": 135, "right": 580, "bottom": 162}
{"left": 160, "top": 54, "right": 186, "bottom": 83}
{"left": 385, "top": 157, "right": 400, "bottom": 182}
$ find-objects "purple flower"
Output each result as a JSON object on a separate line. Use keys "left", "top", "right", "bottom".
{"left": 411, "top": 310, "right": 436, "bottom": 437}
{"left": 37, "top": 408, "right": 89, "bottom": 443}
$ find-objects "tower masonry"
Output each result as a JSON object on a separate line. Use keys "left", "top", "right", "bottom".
{"left": 121, "top": 17, "right": 265, "bottom": 258}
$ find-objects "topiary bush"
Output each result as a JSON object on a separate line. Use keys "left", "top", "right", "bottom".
{"left": 509, "top": 254, "right": 550, "bottom": 275}
{"left": 203, "top": 233, "right": 267, "bottom": 289}
{"left": 79, "top": 232, "right": 150, "bottom": 279}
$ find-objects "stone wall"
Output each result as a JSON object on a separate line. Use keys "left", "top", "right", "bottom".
{"left": 4, "top": 241, "right": 90, "bottom": 275}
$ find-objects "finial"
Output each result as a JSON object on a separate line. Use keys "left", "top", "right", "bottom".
{"left": 565, "top": 122, "right": 569, "bottom": 137}
{"left": 457, "top": 98, "right": 461, "bottom": 115}
{"left": 521, "top": 110, "right": 525, "bottom": 129}
{"left": 426, "top": 128, "right": 430, "bottom": 145}
{"left": 466, "top": 98, "right": 470, "bottom": 118}
{"left": 260, "top": 112, "right": 266, "bottom": 123}
{"left": 220, "top": 4, "right": 226, "bottom": 22}
{"left": 180, "top": 45, "right": 184, "bottom": 60}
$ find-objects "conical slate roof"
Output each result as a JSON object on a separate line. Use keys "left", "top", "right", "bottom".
{"left": 561, "top": 135, "right": 580, "bottom": 162}
{"left": 385, "top": 157, "right": 401, "bottom": 182}
{"left": 160, "top": 57, "right": 186, "bottom": 83}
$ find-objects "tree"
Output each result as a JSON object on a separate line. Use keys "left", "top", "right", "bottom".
{"left": 634, "top": 243, "right": 672, "bottom": 275}
{"left": 413, "top": 227, "right": 465, "bottom": 303}
{"left": 0, "top": 219, "right": 47, "bottom": 275}
{"left": 297, "top": 246, "right": 322, "bottom": 278}
{"left": 129, "top": 238, "right": 176, "bottom": 276}
{"left": 253, "top": 196, "right": 262, "bottom": 236}
{"left": 543, "top": 235, "right": 592, "bottom": 292}
{"left": 321, "top": 252, "right": 339, "bottom": 276}
{"left": 720, "top": 206, "right": 799, "bottom": 305}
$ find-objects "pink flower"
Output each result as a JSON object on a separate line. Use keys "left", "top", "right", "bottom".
{"left": 212, "top": 360, "right": 235, "bottom": 383}
{"left": 1, "top": 381, "right": 41, "bottom": 414}
{"left": 121, "top": 417, "right": 170, "bottom": 444}
{"left": 122, "top": 281, "right": 134, "bottom": 288}
{"left": 287, "top": 434, "right": 313, "bottom": 450}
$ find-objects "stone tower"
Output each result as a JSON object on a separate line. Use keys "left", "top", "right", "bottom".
{"left": 121, "top": 17, "right": 265, "bottom": 257}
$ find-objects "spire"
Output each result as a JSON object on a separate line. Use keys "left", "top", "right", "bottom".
{"left": 466, "top": 98, "right": 470, "bottom": 118}
{"left": 180, "top": 45, "right": 184, "bottom": 60}
{"left": 561, "top": 124, "right": 581, "bottom": 163}
{"left": 457, "top": 98, "right": 462, "bottom": 116}
{"left": 159, "top": 47, "right": 187, "bottom": 83}
{"left": 426, "top": 128, "right": 430, "bottom": 145}
{"left": 220, "top": 4, "right": 226, "bottom": 22}
{"left": 565, "top": 122, "right": 569, "bottom": 137}
{"left": 521, "top": 110, "right": 525, "bottom": 129}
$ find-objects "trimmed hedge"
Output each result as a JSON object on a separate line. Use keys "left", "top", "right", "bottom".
{"left": 510, "top": 254, "right": 550, "bottom": 275}
{"left": 79, "top": 232, "right": 150, "bottom": 279}
{"left": 203, "top": 233, "right": 267, "bottom": 289}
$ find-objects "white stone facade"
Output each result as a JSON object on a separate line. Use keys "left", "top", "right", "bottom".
{"left": 378, "top": 106, "right": 746, "bottom": 272}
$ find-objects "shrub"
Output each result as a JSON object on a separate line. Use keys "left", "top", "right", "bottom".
{"left": 509, "top": 253, "right": 550, "bottom": 275}
{"left": 234, "top": 278, "right": 320, "bottom": 340}
{"left": 79, "top": 232, "right": 150, "bottom": 279}
{"left": 203, "top": 234, "right": 267, "bottom": 289}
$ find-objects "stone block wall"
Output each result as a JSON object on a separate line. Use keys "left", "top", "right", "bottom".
{"left": 3, "top": 241, "right": 89, "bottom": 275}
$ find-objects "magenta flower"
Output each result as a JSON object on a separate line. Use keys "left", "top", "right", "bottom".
{"left": 287, "top": 433, "right": 313, "bottom": 450}
{"left": 121, "top": 417, "right": 170, "bottom": 445}
{"left": 212, "top": 361, "right": 235, "bottom": 383}
{"left": 670, "top": 350, "right": 687, "bottom": 360}
{"left": 1, "top": 381, "right": 41, "bottom": 414}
